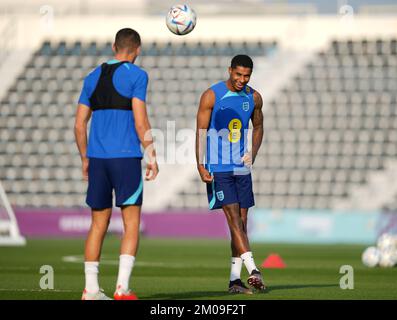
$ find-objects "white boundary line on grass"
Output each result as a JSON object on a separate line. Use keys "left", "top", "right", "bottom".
{"left": 0, "top": 288, "right": 78, "bottom": 293}
{"left": 62, "top": 255, "right": 225, "bottom": 269}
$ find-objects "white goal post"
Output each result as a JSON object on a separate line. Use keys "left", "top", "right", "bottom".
{"left": 0, "top": 181, "right": 26, "bottom": 246}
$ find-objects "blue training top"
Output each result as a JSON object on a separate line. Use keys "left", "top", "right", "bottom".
{"left": 205, "top": 81, "right": 255, "bottom": 173}
{"left": 78, "top": 59, "right": 148, "bottom": 159}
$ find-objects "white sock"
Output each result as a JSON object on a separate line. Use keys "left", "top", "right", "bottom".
{"left": 240, "top": 251, "right": 258, "bottom": 274}
{"left": 230, "top": 257, "right": 243, "bottom": 282}
{"left": 84, "top": 261, "right": 99, "bottom": 293}
{"left": 116, "top": 255, "right": 135, "bottom": 291}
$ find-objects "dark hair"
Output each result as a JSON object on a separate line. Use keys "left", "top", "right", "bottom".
{"left": 231, "top": 55, "right": 253, "bottom": 69}
{"left": 114, "top": 28, "right": 141, "bottom": 53}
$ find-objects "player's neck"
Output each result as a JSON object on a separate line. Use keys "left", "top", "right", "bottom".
{"left": 114, "top": 53, "right": 137, "bottom": 64}
{"left": 225, "top": 80, "right": 240, "bottom": 92}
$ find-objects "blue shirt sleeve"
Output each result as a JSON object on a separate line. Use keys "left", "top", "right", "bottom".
{"left": 78, "top": 77, "right": 91, "bottom": 107}
{"left": 131, "top": 70, "right": 148, "bottom": 103}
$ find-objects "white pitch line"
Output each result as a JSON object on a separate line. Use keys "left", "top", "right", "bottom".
{"left": 0, "top": 288, "right": 78, "bottom": 293}
{"left": 62, "top": 255, "right": 186, "bottom": 267}
{"left": 0, "top": 266, "right": 32, "bottom": 271}
{"left": 62, "top": 255, "right": 225, "bottom": 269}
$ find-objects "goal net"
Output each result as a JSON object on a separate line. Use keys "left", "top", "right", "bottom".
{"left": 0, "top": 181, "right": 25, "bottom": 245}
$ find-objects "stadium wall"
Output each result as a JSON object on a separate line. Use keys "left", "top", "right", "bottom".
{"left": 14, "top": 208, "right": 230, "bottom": 239}
{"left": 250, "top": 209, "right": 380, "bottom": 244}
{"left": 14, "top": 208, "right": 396, "bottom": 244}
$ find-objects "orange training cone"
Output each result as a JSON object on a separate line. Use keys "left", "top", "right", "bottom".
{"left": 261, "top": 253, "right": 286, "bottom": 269}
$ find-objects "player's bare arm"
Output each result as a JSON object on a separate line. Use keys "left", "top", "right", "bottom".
{"left": 249, "top": 91, "right": 264, "bottom": 165}
{"left": 132, "top": 97, "right": 159, "bottom": 181}
{"left": 196, "top": 88, "right": 215, "bottom": 183}
{"left": 74, "top": 103, "right": 92, "bottom": 180}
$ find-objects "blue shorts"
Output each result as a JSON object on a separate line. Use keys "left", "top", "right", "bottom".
{"left": 86, "top": 158, "right": 143, "bottom": 209}
{"left": 206, "top": 171, "right": 255, "bottom": 210}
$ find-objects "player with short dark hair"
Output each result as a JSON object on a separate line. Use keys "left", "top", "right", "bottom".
{"left": 114, "top": 28, "right": 141, "bottom": 52}
{"left": 75, "top": 28, "right": 159, "bottom": 300}
{"left": 196, "top": 54, "right": 265, "bottom": 294}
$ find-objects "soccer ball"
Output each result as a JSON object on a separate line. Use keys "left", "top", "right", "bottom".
{"left": 166, "top": 4, "right": 197, "bottom": 36}
{"left": 378, "top": 248, "right": 397, "bottom": 268}
{"left": 377, "top": 233, "right": 397, "bottom": 251}
{"left": 361, "top": 246, "right": 381, "bottom": 267}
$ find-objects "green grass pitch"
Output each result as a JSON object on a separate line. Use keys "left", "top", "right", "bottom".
{"left": 0, "top": 236, "right": 396, "bottom": 300}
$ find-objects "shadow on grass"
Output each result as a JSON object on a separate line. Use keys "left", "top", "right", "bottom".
{"left": 144, "top": 284, "right": 339, "bottom": 300}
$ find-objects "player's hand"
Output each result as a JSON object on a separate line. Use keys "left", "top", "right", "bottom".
{"left": 241, "top": 152, "right": 253, "bottom": 167}
{"left": 145, "top": 161, "right": 159, "bottom": 181}
{"left": 81, "top": 157, "right": 89, "bottom": 181}
{"left": 198, "top": 165, "right": 213, "bottom": 183}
